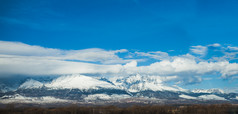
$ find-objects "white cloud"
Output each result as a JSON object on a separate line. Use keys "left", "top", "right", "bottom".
{"left": 0, "top": 41, "right": 130, "bottom": 64}
{"left": 0, "top": 41, "right": 238, "bottom": 85}
{"left": 123, "top": 57, "right": 238, "bottom": 79}
{"left": 124, "top": 60, "right": 137, "bottom": 68}
{"left": 0, "top": 54, "right": 123, "bottom": 75}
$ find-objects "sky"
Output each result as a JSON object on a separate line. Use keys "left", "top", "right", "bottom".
{"left": 0, "top": 0, "right": 238, "bottom": 92}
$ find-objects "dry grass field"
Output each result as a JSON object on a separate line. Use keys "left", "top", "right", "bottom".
{"left": 0, "top": 104, "right": 238, "bottom": 114}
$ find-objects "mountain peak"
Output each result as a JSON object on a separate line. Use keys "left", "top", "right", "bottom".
{"left": 19, "top": 79, "right": 43, "bottom": 89}
{"left": 112, "top": 74, "right": 181, "bottom": 92}
{"left": 45, "top": 74, "right": 116, "bottom": 90}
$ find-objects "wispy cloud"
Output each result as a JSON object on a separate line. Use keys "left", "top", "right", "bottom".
{"left": 0, "top": 17, "right": 42, "bottom": 29}
{"left": 227, "top": 46, "right": 238, "bottom": 51}
{"left": 135, "top": 51, "right": 170, "bottom": 60}
{"left": 190, "top": 45, "right": 208, "bottom": 56}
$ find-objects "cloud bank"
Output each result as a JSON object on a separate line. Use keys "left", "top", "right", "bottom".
{"left": 0, "top": 41, "right": 238, "bottom": 85}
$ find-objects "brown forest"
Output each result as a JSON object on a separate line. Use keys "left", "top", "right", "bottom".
{"left": 0, "top": 104, "right": 238, "bottom": 114}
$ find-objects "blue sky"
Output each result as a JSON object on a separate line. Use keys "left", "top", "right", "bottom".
{"left": 0, "top": 0, "right": 238, "bottom": 91}
{"left": 1, "top": 0, "right": 238, "bottom": 51}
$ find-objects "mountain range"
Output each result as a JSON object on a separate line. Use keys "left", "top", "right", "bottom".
{"left": 0, "top": 74, "right": 238, "bottom": 104}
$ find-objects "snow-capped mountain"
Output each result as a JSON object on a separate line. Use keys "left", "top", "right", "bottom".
{"left": 45, "top": 75, "right": 117, "bottom": 90}
{"left": 17, "top": 74, "right": 183, "bottom": 92}
{"left": 0, "top": 74, "right": 238, "bottom": 104}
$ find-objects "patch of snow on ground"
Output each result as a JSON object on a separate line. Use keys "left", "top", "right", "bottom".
{"left": 84, "top": 94, "right": 131, "bottom": 101}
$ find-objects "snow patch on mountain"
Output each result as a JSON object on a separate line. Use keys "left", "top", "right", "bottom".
{"left": 198, "top": 94, "right": 226, "bottom": 100}
{"left": 179, "top": 94, "right": 197, "bottom": 99}
{"left": 45, "top": 74, "right": 116, "bottom": 90}
{"left": 0, "top": 94, "right": 74, "bottom": 104}
{"left": 19, "top": 79, "right": 43, "bottom": 89}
